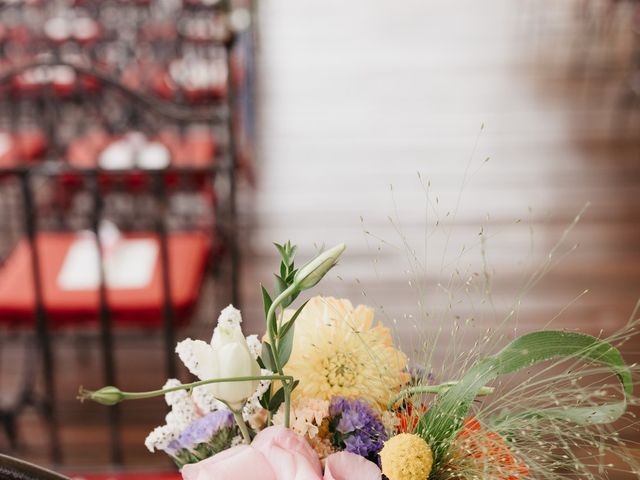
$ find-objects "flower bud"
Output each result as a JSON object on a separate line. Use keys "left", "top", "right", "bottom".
{"left": 79, "top": 386, "right": 124, "bottom": 406}
{"left": 293, "top": 244, "right": 346, "bottom": 290}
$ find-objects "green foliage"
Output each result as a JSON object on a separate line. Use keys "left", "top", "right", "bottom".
{"left": 256, "top": 242, "right": 344, "bottom": 427}
{"left": 172, "top": 427, "right": 235, "bottom": 468}
{"left": 261, "top": 285, "right": 272, "bottom": 320}
{"left": 277, "top": 301, "right": 308, "bottom": 367}
{"left": 277, "top": 323, "right": 296, "bottom": 368}
{"left": 256, "top": 242, "right": 312, "bottom": 419}
{"left": 273, "top": 241, "right": 300, "bottom": 309}
{"left": 268, "top": 387, "right": 286, "bottom": 411}
{"left": 260, "top": 342, "right": 276, "bottom": 372}
{"left": 416, "top": 331, "right": 633, "bottom": 473}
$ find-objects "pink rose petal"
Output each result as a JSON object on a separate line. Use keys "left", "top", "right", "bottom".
{"left": 181, "top": 427, "right": 373, "bottom": 480}
{"left": 181, "top": 444, "right": 277, "bottom": 480}
{"left": 324, "top": 451, "right": 382, "bottom": 480}
{"left": 252, "top": 426, "right": 323, "bottom": 480}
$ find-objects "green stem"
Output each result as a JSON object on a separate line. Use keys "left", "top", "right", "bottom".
{"left": 283, "top": 385, "right": 292, "bottom": 427}
{"left": 266, "top": 283, "right": 299, "bottom": 428}
{"left": 388, "top": 382, "right": 495, "bottom": 410}
{"left": 80, "top": 375, "right": 294, "bottom": 404}
{"left": 232, "top": 409, "right": 252, "bottom": 444}
{"left": 266, "top": 283, "right": 299, "bottom": 345}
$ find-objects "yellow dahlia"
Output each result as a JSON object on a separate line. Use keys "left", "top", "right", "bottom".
{"left": 283, "top": 296, "right": 408, "bottom": 407}
{"left": 380, "top": 433, "right": 433, "bottom": 480}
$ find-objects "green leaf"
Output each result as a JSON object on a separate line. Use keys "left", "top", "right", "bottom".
{"left": 261, "top": 285, "right": 273, "bottom": 320}
{"left": 280, "top": 300, "right": 309, "bottom": 341}
{"left": 287, "top": 268, "right": 297, "bottom": 283}
{"left": 262, "top": 285, "right": 278, "bottom": 339}
{"left": 258, "top": 382, "right": 272, "bottom": 410}
{"left": 287, "top": 244, "right": 297, "bottom": 265}
{"left": 268, "top": 387, "right": 286, "bottom": 412}
{"left": 289, "top": 282, "right": 300, "bottom": 300}
{"left": 416, "top": 330, "right": 633, "bottom": 468}
{"left": 277, "top": 301, "right": 309, "bottom": 367}
{"left": 277, "top": 322, "right": 296, "bottom": 367}
{"left": 274, "top": 242, "right": 285, "bottom": 259}
{"left": 274, "top": 274, "right": 287, "bottom": 297}
{"left": 288, "top": 290, "right": 301, "bottom": 307}
{"left": 274, "top": 275, "right": 299, "bottom": 310}
{"left": 261, "top": 342, "right": 276, "bottom": 372}
{"left": 275, "top": 241, "right": 297, "bottom": 267}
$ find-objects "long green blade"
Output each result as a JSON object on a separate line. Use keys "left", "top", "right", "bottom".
{"left": 415, "top": 331, "right": 633, "bottom": 467}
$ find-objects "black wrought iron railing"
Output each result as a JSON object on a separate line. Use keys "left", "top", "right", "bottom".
{"left": 0, "top": 0, "right": 255, "bottom": 465}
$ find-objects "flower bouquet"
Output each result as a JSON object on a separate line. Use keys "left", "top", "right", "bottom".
{"left": 80, "top": 241, "right": 639, "bottom": 479}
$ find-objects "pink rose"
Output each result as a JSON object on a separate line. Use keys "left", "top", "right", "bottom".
{"left": 251, "top": 426, "right": 323, "bottom": 479}
{"left": 181, "top": 426, "right": 381, "bottom": 480}
{"left": 181, "top": 444, "right": 277, "bottom": 480}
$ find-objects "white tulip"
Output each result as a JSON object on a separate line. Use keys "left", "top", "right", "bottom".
{"left": 176, "top": 306, "right": 261, "bottom": 409}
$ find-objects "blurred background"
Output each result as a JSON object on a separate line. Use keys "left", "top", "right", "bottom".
{"left": 0, "top": 0, "right": 639, "bottom": 477}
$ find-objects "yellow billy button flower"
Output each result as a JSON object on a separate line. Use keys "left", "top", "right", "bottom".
{"left": 380, "top": 433, "right": 433, "bottom": 480}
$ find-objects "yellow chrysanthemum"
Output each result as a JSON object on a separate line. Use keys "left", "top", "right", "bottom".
{"left": 283, "top": 296, "right": 408, "bottom": 407}
{"left": 380, "top": 433, "right": 433, "bottom": 480}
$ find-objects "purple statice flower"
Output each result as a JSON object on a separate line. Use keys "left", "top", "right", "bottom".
{"left": 344, "top": 435, "right": 371, "bottom": 457}
{"left": 165, "top": 439, "right": 182, "bottom": 457}
{"left": 167, "top": 410, "right": 235, "bottom": 468}
{"left": 328, "top": 397, "right": 387, "bottom": 463}
{"left": 177, "top": 410, "right": 234, "bottom": 450}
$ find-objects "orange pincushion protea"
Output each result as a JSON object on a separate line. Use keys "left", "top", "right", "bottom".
{"left": 396, "top": 402, "right": 427, "bottom": 434}
{"left": 452, "top": 418, "right": 528, "bottom": 479}
{"left": 396, "top": 404, "right": 527, "bottom": 479}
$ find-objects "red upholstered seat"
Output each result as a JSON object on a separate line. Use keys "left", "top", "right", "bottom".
{"left": 0, "top": 232, "right": 210, "bottom": 328}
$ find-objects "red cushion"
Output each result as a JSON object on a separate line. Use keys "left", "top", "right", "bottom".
{"left": 0, "top": 232, "right": 210, "bottom": 328}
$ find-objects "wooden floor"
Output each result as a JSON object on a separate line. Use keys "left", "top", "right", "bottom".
{"left": 1, "top": 0, "right": 640, "bottom": 475}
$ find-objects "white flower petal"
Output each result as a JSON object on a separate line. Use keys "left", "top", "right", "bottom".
{"left": 164, "top": 395, "right": 197, "bottom": 432}
{"left": 163, "top": 378, "right": 187, "bottom": 406}
{"left": 192, "top": 386, "right": 227, "bottom": 413}
{"left": 230, "top": 434, "right": 244, "bottom": 447}
{"left": 216, "top": 343, "right": 259, "bottom": 405}
{"left": 255, "top": 369, "right": 273, "bottom": 397}
{"left": 175, "top": 338, "right": 218, "bottom": 380}
{"left": 245, "top": 334, "right": 261, "bottom": 359}
{"left": 144, "top": 425, "right": 177, "bottom": 452}
{"left": 212, "top": 322, "right": 247, "bottom": 349}
{"left": 242, "top": 394, "right": 267, "bottom": 430}
{"left": 217, "top": 304, "right": 242, "bottom": 328}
